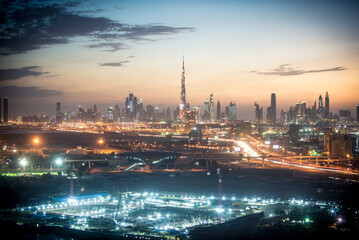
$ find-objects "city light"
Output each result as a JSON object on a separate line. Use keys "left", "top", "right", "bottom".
{"left": 20, "top": 158, "right": 27, "bottom": 171}
{"left": 33, "top": 137, "right": 40, "bottom": 145}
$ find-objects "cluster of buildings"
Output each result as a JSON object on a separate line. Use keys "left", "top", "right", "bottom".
{"left": 254, "top": 92, "right": 358, "bottom": 125}
{"left": 9, "top": 59, "right": 359, "bottom": 126}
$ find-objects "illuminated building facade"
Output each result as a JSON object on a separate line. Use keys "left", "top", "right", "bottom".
{"left": 126, "top": 92, "right": 138, "bottom": 122}
{"left": 209, "top": 93, "right": 215, "bottom": 122}
{"left": 179, "top": 57, "right": 186, "bottom": 120}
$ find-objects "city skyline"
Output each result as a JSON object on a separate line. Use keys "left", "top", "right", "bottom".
{"left": 0, "top": 0, "right": 359, "bottom": 119}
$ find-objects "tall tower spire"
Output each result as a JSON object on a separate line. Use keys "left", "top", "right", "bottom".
{"left": 179, "top": 56, "right": 186, "bottom": 120}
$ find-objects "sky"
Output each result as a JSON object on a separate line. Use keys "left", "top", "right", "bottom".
{"left": 0, "top": 0, "right": 359, "bottom": 120}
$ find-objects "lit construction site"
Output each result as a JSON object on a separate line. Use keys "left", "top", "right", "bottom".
{"left": 9, "top": 191, "right": 342, "bottom": 240}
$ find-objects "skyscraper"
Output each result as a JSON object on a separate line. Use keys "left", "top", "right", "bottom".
{"left": 325, "top": 91, "right": 329, "bottom": 118}
{"left": 209, "top": 93, "right": 215, "bottom": 122}
{"left": 271, "top": 93, "right": 276, "bottom": 124}
{"left": 217, "top": 100, "right": 221, "bottom": 121}
{"left": 229, "top": 101, "right": 236, "bottom": 122}
{"left": 254, "top": 102, "right": 263, "bottom": 122}
{"left": 3, "top": 97, "right": 8, "bottom": 123}
{"left": 357, "top": 104, "right": 359, "bottom": 122}
{"left": 203, "top": 100, "right": 209, "bottom": 122}
{"left": 318, "top": 94, "right": 323, "bottom": 116}
{"left": 179, "top": 57, "right": 186, "bottom": 120}
{"left": 126, "top": 92, "right": 138, "bottom": 122}
{"left": 56, "top": 102, "right": 62, "bottom": 124}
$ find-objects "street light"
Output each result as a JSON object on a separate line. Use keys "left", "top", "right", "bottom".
{"left": 33, "top": 137, "right": 40, "bottom": 145}
{"left": 20, "top": 158, "right": 27, "bottom": 171}
{"left": 55, "top": 158, "right": 63, "bottom": 173}
{"left": 55, "top": 158, "right": 63, "bottom": 166}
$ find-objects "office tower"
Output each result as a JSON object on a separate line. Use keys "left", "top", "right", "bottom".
{"left": 318, "top": 94, "right": 323, "bottom": 116}
{"left": 3, "top": 97, "right": 8, "bottom": 123}
{"left": 217, "top": 100, "right": 221, "bottom": 121}
{"left": 325, "top": 91, "right": 329, "bottom": 118}
{"left": 0, "top": 97, "right": 2, "bottom": 123}
{"left": 137, "top": 99, "right": 144, "bottom": 120}
{"left": 166, "top": 108, "right": 171, "bottom": 122}
{"left": 78, "top": 106, "right": 85, "bottom": 122}
{"left": 114, "top": 104, "right": 120, "bottom": 122}
{"left": 266, "top": 106, "right": 272, "bottom": 123}
{"left": 147, "top": 105, "right": 154, "bottom": 121}
{"left": 179, "top": 57, "right": 186, "bottom": 120}
{"left": 107, "top": 107, "right": 114, "bottom": 121}
{"left": 173, "top": 107, "right": 179, "bottom": 121}
{"left": 203, "top": 101, "right": 209, "bottom": 122}
{"left": 254, "top": 102, "right": 263, "bottom": 122}
{"left": 295, "top": 101, "right": 307, "bottom": 124}
{"left": 193, "top": 106, "right": 200, "bottom": 123}
{"left": 357, "top": 104, "right": 359, "bottom": 122}
{"left": 56, "top": 102, "right": 62, "bottom": 123}
{"left": 229, "top": 101, "right": 236, "bottom": 122}
{"left": 225, "top": 106, "right": 229, "bottom": 119}
{"left": 209, "top": 93, "right": 215, "bottom": 122}
{"left": 339, "top": 109, "right": 351, "bottom": 121}
{"left": 271, "top": 93, "right": 276, "bottom": 124}
{"left": 126, "top": 92, "right": 138, "bottom": 122}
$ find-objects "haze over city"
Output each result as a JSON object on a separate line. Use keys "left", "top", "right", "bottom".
{"left": 2, "top": 1, "right": 359, "bottom": 240}
{"left": 1, "top": 0, "right": 359, "bottom": 119}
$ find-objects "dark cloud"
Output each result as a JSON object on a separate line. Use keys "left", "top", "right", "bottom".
{"left": 99, "top": 61, "right": 130, "bottom": 67}
{"left": 87, "top": 42, "right": 128, "bottom": 52}
{"left": 252, "top": 64, "right": 346, "bottom": 76}
{"left": 0, "top": 85, "right": 62, "bottom": 98}
{"left": 0, "top": 1, "right": 194, "bottom": 55}
{"left": 0, "top": 66, "right": 49, "bottom": 81}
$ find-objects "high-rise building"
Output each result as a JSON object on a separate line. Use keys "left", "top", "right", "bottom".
{"left": 114, "top": 104, "right": 120, "bottom": 122}
{"left": 318, "top": 94, "right": 323, "bottom": 116}
{"left": 357, "top": 104, "right": 359, "bottom": 122}
{"left": 193, "top": 106, "right": 200, "bottom": 123}
{"left": 56, "top": 102, "right": 62, "bottom": 124}
{"left": 295, "top": 101, "right": 307, "bottom": 124}
{"left": 126, "top": 92, "right": 138, "bottom": 122}
{"left": 209, "top": 93, "right": 215, "bottom": 122}
{"left": 266, "top": 106, "right": 272, "bottom": 123}
{"left": 4, "top": 97, "right": 8, "bottom": 123}
{"left": 229, "top": 101, "right": 236, "bottom": 122}
{"left": 339, "top": 109, "right": 351, "bottom": 121}
{"left": 325, "top": 91, "right": 329, "bottom": 118}
{"left": 217, "top": 100, "right": 221, "bottom": 121}
{"left": 203, "top": 101, "right": 209, "bottom": 122}
{"left": 179, "top": 57, "right": 186, "bottom": 120}
{"left": 107, "top": 107, "right": 114, "bottom": 121}
{"left": 166, "top": 108, "right": 171, "bottom": 122}
{"left": 254, "top": 102, "right": 263, "bottom": 122}
{"left": 271, "top": 93, "right": 276, "bottom": 124}
{"left": 78, "top": 106, "right": 85, "bottom": 122}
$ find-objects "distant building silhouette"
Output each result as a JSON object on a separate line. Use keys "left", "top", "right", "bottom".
{"left": 271, "top": 93, "right": 276, "bottom": 124}
{"left": 3, "top": 97, "right": 8, "bottom": 123}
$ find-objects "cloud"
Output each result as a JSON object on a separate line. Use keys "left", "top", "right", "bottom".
{"left": 0, "top": 85, "right": 62, "bottom": 98}
{"left": 99, "top": 61, "right": 130, "bottom": 67}
{"left": 0, "top": 1, "right": 194, "bottom": 55}
{"left": 0, "top": 66, "right": 49, "bottom": 81}
{"left": 87, "top": 42, "right": 128, "bottom": 52}
{"left": 252, "top": 64, "right": 346, "bottom": 76}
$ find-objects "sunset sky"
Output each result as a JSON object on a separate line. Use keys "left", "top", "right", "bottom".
{"left": 0, "top": 0, "right": 358, "bottom": 120}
